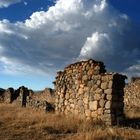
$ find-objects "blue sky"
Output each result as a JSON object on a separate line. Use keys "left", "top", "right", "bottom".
{"left": 0, "top": 0, "right": 55, "bottom": 22}
{"left": 109, "top": 0, "right": 140, "bottom": 23}
{"left": 0, "top": 0, "right": 140, "bottom": 90}
{"left": 0, "top": 0, "right": 139, "bottom": 23}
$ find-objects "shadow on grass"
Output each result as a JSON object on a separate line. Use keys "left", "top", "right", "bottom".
{"left": 0, "top": 121, "right": 3, "bottom": 127}
{"left": 43, "top": 126, "right": 77, "bottom": 134}
{"left": 123, "top": 117, "right": 140, "bottom": 129}
{"left": 94, "top": 136, "right": 124, "bottom": 140}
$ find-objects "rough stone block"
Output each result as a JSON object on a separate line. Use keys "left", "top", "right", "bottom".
{"left": 97, "top": 80, "right": 101, "bottom": 86}
{"left": 87, "top": 69, "right": 94, "bottom": 76}
{"left": 105, "top": 101, "right": 111, "bottom": 109}
{"left": 78, "top": 100, "right": 83, "bottom": 106}
{"left": 78, "top": 88, "right": 84, "bottom": 95}
{"left": 95, "top": 88, "right": 103, "bottom": 94}
{"left": 83, "top": 98, "right": 88, "bottom": 104}
{"left": 55, "top": 98, "right": 59, "bottom": 103}
{"left": 59, "top": 98, "right": 64, "bottom": 104}
{"left": 91, "top": 111, "right": 98, "bottom": 118}
{"left": 97, "top": 108, "right": 104, "bottom": 115}
{"left": 85, "top": 110, "right": 91, "bottom": 117}
{"left": 108, "top": 81, "right": 113, "bottom": 88}
{"left": 65, "top": 93, "right": 70, "bottom": 99}
{"left": 69, "top": 99, "right": 73, "bottom": 103}
{"left": 94, "top": 94, "right": 101, "bottom": 100}
{"left": 66, "top": 106, "right": 70, "bottom": 111}
{"left": 104, "top": 109, "right": 111, "bottom": 114}
{"left": 64, "top": 100, "right": 68, "bottom": 105}
{"left": 101, "top": 82, "right": 108, "bottom": 90}
{"left": 82, "top": 75, "right": 88, "bottom": 81}
{"left": 70, "top": 104, "right": 75, "bottom": 108}
{"left": 106, "top": 94, "right": 112, "bottom": 100}
{"left": 99, "top": 99, "right": 105, "bottom": 107}
{"left": 89, "top": 101, "right": 98, "bottom": 111}
{"left": 104, "top": 89, "right": 112, "bottom": 95}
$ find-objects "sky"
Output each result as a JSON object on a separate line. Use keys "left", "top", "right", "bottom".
{"left": 0, "top": 0, "right": 140, "bottom": 90}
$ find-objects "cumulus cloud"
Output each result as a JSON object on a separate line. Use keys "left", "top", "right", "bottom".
{"left": 79, "top": 32, "right": 112, "bottom": 60}
{"left": 0, "top": 0, "right": 22, "bottom": 8}
{"left": 0, "top": 0, "right": 140, "bottom": 78}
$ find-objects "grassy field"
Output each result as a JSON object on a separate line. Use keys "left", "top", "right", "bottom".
{"left": 0, "top": 104, "right": 140, "bottom": 140}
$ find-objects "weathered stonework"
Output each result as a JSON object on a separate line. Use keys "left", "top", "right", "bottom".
{"left": 0, "top": 88, "right": 5, "bottom": 103}
{"left": 3, "top": 88, "right": 15, "bottom": 103}
{"left": 13, "top": 86, "right": 30, "bottom": 107}
{"left": 124, "top": 77, "right": 140, "bottom": 110}
{"left": 26, "top": 88, "right": 55, "bottom": 111}
{"left": 54, "top": 59, "right": 126, "bottom": 125}
{"left": 0, "top": 86, "right": 54, "bottom": 111}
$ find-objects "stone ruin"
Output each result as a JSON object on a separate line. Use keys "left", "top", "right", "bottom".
{"left": 124, "top": 77, "right": 140, "bottom": 110}
{"left": 1, "top": 59, "right": 136, "bottom": 125}
{"left": 27, "top": 88, "right": 55, "bottom": 111}
{"left": 54, "top": 59, "right": 126, "bottom": 125}
{"left": 0, "top": 88, "right": 5, "bottom": 103}
{"left": 32, "top": 88, "right": 55, "bottom": 104}
{"left": 3, "top": 88, "right": 15, "bottom": 104}
{"left": 0, "top": 86, "right": 54, "bottom": 111}
{"left": 13, "top": 86, "right": 32, "bottom": 107}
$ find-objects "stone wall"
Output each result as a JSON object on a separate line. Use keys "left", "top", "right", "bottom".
{"left": 26, "top": 88, "right": 55, "bottom": 111}
{"left": 32, "top": 88, "right": 55, "bottom": 104}
{"left": 54, "top": 59, "right": 126, "bottom": 125}
{"left": 0, "top": 88, "right": 5, "bottom": 103}
{"left": 3, "top": 88, "right": 15, "bottom": 103}
{"left": 0, "top": 86, "right": 54, "bottom": 111}
{"left": 124, "top": 78, "right": 140, "bottom": 110}
{"left": 13, "top": 86, "right": 31, "bottom": 107}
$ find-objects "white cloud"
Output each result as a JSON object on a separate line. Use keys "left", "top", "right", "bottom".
{"left": 0, "top": 0, "right": 140, "bottom": 78}
{"left": 0, "top": 20, "right": 15, "bottom": 34}
{"left": 79, "top": 32, "right": 112, "bottom": 60}
{"left": 94, "top": 0, "right": 106, "bottom": 13}
{"left": 0, "top": 0, "right": 22, "bottom": 8}
{"left": 25, "top": 0, "right": 83, "bottom": 29}
{"left": 24, "top": 1, "right": 27, "bottom": 6}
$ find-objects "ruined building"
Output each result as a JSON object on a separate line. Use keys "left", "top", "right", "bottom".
{"left": 54, "top": 59, "right": 126, "bottom": 125}
{"left": 0, "top": 86, "right": 54, "bottom": 111}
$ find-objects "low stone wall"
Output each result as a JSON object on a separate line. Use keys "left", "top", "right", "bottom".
{"left": 26, "top": 88, "right": 55, "bottom": 111}
{"left": 32, "top": 88, "right": 55, "bottom": 104}
{"left": 27, "top": 99, "right": 54, "bottom": 111}
{"left": 54, "top": 59, "right": 126, "bottom": 125}
{"left": 124, "top": 78, "right": 140, "bottom": 110}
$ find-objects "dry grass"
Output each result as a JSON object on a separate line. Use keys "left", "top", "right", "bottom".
{"left": 0, "top": 104, "right": 139, "bottom": 140}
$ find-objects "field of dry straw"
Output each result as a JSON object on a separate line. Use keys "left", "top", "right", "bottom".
{"left": 0, "top": 104, "right": 140, "bottom": 140}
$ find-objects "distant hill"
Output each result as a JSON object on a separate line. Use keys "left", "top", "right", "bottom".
{"left": 0, "top": 88, "right": 5, "bottom": 92}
